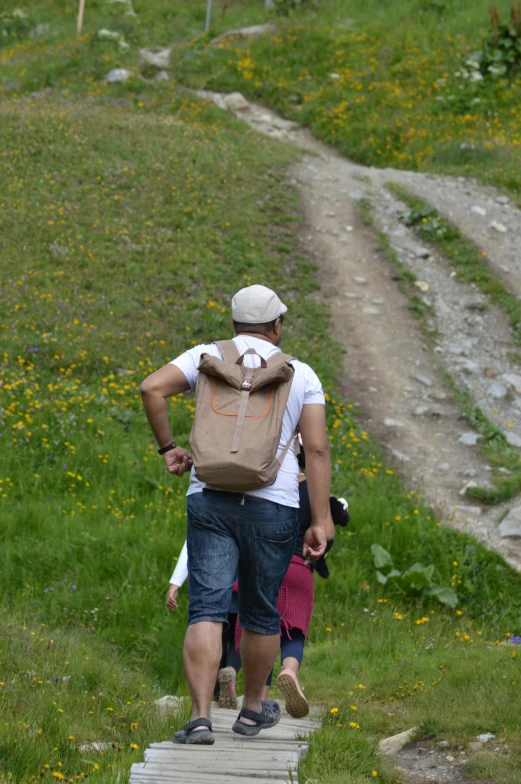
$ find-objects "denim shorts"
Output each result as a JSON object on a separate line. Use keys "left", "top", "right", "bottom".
{"left": 186, "top": 490, "right": 299, "bottom": 636}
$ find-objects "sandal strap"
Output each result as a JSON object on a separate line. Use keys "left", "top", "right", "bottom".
{"left": 239, "top": 701, "right": 279, "bottom": 724}
{"left": 184, "top": 718, "right": 212, "bottom": 733}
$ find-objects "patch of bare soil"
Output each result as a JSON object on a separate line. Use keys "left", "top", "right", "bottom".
{"left": 391, "top": 740, "right": 495, "bottom": 784}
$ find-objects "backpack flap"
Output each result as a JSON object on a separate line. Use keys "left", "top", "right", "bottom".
{"left": 197, "top": 353, "right": 244, "bottom": 390}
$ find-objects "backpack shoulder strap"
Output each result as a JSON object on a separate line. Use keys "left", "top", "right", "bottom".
{"left": 215, "top": 339, "right": 240, "bottom": 363}
{"left": 267, "top": 351, "right": 296, "bottom": 368}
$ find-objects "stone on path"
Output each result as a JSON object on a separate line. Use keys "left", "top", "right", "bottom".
{"left": 79, "top": 741, "right": 113, "bottom": 753}
{"left": 155, "top": 695, "right": 187, "bottom": 716}
{"left": 471, "top": 205, "right": 487, "bottom": 216}
{"left": 489, "top": 220, "right": 507, "bottom": 233}
{"left": 505, "top": 432, "right": 521, "bottom": 448}
{"left": 499, "top": 507, "right": 521, "bottom": 538}
{"left": 378, "top": 727, "right": 417, "bottom": 756}
{"left": 30, "top": 23, "right": 50, "bottom": 37}
{"left": 139, "top": 48, "right": 171, "bottom": 69}
{"left": 487, "top": 382, "right": 507, "bottom": 399}
{"left": 224, "top": 93, "right": 250, "bottom": 112}
{"left": 210, "top": 23, "right": 276, "bottom": 45}
{"left": 392, "top": 449, "right": 411, "bottom": 462}
{"left": 414, "top": 373, "right": 433, "bottom": 387}
{"left": 502, "top": 373, "right": 521, "bottom": 394}
{"left": 105, "top": 68, "right": 131, "bottom": 83}
{"left": 458, "top": 432, "right": 482, "bottom": 446}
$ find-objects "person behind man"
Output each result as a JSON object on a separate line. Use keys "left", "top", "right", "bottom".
{"left": 140, "top": 284, "right": 330, "bottom": 744}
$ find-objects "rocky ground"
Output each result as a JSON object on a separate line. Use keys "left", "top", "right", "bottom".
{"left": 198, "top": 90, "right": 521, "bottom": 575}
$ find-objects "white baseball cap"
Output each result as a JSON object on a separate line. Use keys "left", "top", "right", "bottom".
{"left": 231, "top": 284, "right": 287, "bottom": 324}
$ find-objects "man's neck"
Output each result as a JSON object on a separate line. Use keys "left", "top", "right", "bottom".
{"left": 235, "top": 332, "right": 275, "bottom": 345}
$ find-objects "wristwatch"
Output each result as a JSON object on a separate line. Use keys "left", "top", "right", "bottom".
{"left": 158, "top": 441, "right": 177, "bottom": 455}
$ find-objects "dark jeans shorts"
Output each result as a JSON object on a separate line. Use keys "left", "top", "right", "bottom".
{"left": 186, "top": 490, "right": 299, "bottom": 636}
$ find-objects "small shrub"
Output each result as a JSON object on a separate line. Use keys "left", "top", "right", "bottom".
{"left": 371, "top": 544, "right": 459, "bottom": 607}
{"left": 473, "top": 1, "right": 521, "bottom": 78}
{"left": 403, "top": 206, "right": 459, "bottom": 242}
{"left": 0, "top": 8, "right": 32, "bottom": 41}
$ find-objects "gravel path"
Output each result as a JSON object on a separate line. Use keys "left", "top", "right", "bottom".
{"left": 197, "top": 91, "right": 521, "bottom": 571}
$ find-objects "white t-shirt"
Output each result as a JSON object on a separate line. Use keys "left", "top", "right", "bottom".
{"left": 170, "top": 335, "right": 325, "bottom": 508}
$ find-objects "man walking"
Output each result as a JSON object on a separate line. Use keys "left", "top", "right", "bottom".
{"left": 140, "top": 284, "right": 330, "bottom": 744}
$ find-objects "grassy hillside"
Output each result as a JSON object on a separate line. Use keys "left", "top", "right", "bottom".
{"left": 1, "top": 3, "right": 521, "bottom": 783}
{"left": 2, "top": 0, "right": 520, "bottom": 192}
{"left": 176, "top": 0, "right": 521, "bottom": 197}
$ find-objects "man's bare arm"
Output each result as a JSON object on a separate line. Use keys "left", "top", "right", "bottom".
{"left": 140, "top": 364, "right": 193, "bottom": 475}
{"left": 298, "top": 403, "right": 331, "bottom": 559}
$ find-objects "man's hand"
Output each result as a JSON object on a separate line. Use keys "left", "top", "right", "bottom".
{"left": 166, "top": 585, "right": 179, "bottom": 610}
{"left": 303, "top": 521, "right": 328, "bottom": 561}
{"left": 163, "top": 446, "right": 193, "bottom": 476}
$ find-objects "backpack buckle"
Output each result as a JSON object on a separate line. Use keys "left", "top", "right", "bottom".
{"left": 241, "top": 378, "right": 252, "bottom": 391}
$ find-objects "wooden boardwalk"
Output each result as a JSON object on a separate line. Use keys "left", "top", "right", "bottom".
{"left": 129, "top": 706, "right": 320, "bottom": 784}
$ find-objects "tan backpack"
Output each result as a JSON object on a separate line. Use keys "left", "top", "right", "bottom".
{"left": 189, "top": 340, "right": 297, "bottom": 491}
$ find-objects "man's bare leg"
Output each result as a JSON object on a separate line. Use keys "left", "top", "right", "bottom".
{"left": 240, "top": 629, "right": 279, "bottom": 724}
{"left": 184, "top": 621, "right": 223, "bottom": 728}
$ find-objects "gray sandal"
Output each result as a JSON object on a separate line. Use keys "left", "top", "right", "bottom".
{"left": 232, "top": 700, "right": 281, "bottom": 737}
{"left": 172, "top": 717, "right": 214, "bottom": 745}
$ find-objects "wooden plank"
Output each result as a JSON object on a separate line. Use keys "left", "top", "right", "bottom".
{"left": 148, "top": 741, "right": 307, "bottom": 753}
{"left": 130, "top": 770, "right": 294, "bottom": 783}
{"left": 130, "top": 763, "right": 295, "bottom": 776}
{"left": 150, "top": 743, "right": 301, "bottom": 752}
{"left": 140, "top": 760, "right": 297, "bottom": 773}
{"left": 131, "top": 763, "right": 294, "bottom": 778}
{"left": 144, "top": 748, "right": 300, "bottom": 759}
{"left": 130, "top": 768, "right": 295, "bottom": 781}
{"left": 142, "top": 756, "right": 299, "bottom": 770}
{"left": 130, "top": 776, "right": 293, "bottom": 784}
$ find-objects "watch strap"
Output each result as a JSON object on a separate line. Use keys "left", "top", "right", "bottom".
{"left": 158, "top": 441, "right": 177, "bottom": 455}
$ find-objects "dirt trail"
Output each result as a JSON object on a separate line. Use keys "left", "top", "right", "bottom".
{"left": 198, "top": 91, "right": 521, "bottom": 572}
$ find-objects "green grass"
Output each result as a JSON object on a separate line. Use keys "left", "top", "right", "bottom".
{"left": 2, "top": 3, "right": 521, "bottom": 783}
{"left": 2, "top": 0, "right": 521, "bottom": 194}
{"left": 300, "top": 610, "right": 521, "bottom": 783}
{"left": 0, "top": 622, "right": 187, "bottom": 784}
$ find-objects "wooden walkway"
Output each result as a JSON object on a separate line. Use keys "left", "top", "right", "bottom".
{"left": 129, "top": 706, "right": 321, "bottom": 784}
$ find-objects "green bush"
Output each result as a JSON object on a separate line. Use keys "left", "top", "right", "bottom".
{"left": 0, "top": 7, "right": 32, "bottom": 42}
{"left": 470, "top": 1, "right": 521, "bottom": 78}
